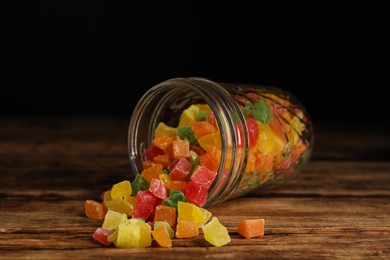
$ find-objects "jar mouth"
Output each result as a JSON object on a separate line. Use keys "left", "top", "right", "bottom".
{"left": 128, "top": 77, "right": 249, "bottom": 206}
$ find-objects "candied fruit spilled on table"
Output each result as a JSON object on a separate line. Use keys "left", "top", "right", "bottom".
{"left": 237, "top": 219, "right": 265, "bottom": 239}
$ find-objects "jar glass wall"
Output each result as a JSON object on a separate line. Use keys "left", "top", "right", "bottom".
{"left": 128, "top": 77, "right": 313, "bottom": 207}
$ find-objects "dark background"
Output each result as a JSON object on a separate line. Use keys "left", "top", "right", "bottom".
{"left": 2, "top": 1, "right": 388, "bottom": 121}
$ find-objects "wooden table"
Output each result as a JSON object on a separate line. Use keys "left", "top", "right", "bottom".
{"left": 1, "top": 117, "right": 389, "bottom": 259}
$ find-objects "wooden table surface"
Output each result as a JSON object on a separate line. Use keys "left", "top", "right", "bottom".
{"left": 0, "top": 117, "right": 389, "bottom": 259}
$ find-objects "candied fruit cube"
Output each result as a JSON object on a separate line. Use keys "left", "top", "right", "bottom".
{"left": 200, "top": 146, "right": 220, "bottom": 172}
{"left": 153, "top": 204, "right": 176, "bottom": 227}
{"left": 131, "top": 174, "right": 150, "bottom": 196}
{"left": 154, "top": 122, "right": 177, "bottom": 137}
{"left": 201, "top": 217, "right": 231, "bottom": 247}
{"left": 168, "top": 158, "right": 192, "bottom": 181}
{"left": 177, "top": 201, "right": 208, "bottom": 227}
{"left": 141, "top": 164, "right": 163, "bottom": 183}
{"left": 154, "top": 221, "right": 174, "bottom": 238}
{"left": 132, "top": 190, "right": 162, "bottom": 221}
{"left": 190, "top": 166, "right": 217, "bottom": 190}
{"left": 152, "top": 224, "right": 172, "bottom": 248}
{"left": 102, "top": 210, "right": 127, "bottom": 231}
{"left": 149, "top": 178, "right": 168, "bottom": 200}
{"left": 191, "top": 121, "right": 218, "bottom": 138}
{"left": 172, "top": 139, "right": 190, "bottom": 159}
{"left": 85, "top": 200, "right": 107, "bottom": 220}
{"left": 103, "top": 196, "right": 135, "bottom": 216}
{"left": 237, "top": 219, "right": 265, "bottom": 239}
{"left": 185, "top": 180, "right": 208, "bottom": 207}
{"left": 162, "top": 190, "right": 188, "bottom": 210}
{"left": 111, "top": 180, "right": 132, "bottom": 200}
{"left": 175, "top": 220, "right": 199, "bottom": 238}
{"left": 93, "top": 227, "right": 112, "bottom": 246}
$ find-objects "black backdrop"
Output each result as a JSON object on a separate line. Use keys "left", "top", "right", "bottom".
{"left": 3, "top": 2, "right": 388, "bottom": 120}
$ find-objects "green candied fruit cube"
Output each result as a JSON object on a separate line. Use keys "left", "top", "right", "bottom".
{"left": 201, "top": 217, "right": 231, "bottom": 247}
{"left": 131, "top": 174, "right": 150, "bottom": 196}
{"left": 162, "top": 190, "right": 188, "bottom": 210}
{"left": 177, "top": 126, "right": 198, "bottom": 147}
{"left": 102, "top": 210, "right": 127, "bottom": 231}
{"left": 154, "top": 221, "right": 174, "bottom": 238}
{"left": 195, "top": 110, "right": 209, "bottom": 122}
{"left": 111, "top": 180, "right": 132, "bottom": 199}
{"left": 189, "top": 151, "right": 200, "bottom": 168}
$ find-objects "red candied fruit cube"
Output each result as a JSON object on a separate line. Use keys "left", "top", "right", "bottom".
{"left": 185, "top": 180, "right": 208, "bottom": 207}
{"left": 190, "top": 166, "right": 217, "bottom": 190}
{"left": 149, "top": 178, "right": 168, "bottom": 200}
{"left": 93, "top": 227, "right": 113, "bottom": 246}
{"left": 132, "top": 190, "right": 162, "bottom": 221}
{"left": 246, "top": 117, "right": 259, "bottom": 148}
{"left": 143, "top": 144, "right": 165, "bottom": 161}
{"left": 168, "top": 158, "right": 192, "bottom": 181}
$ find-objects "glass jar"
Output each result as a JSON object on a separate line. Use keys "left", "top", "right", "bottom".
{"left": 128, "top": 77, "right": 313, "bottom": 206}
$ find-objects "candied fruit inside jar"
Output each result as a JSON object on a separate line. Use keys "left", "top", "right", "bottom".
{"left": 128, "top": 77, "right": 313, "bottom": 207}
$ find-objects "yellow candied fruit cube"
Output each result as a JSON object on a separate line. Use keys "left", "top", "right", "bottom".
{"left": 130, "top": 219, "right": 152, "bottom": 247}
{"left": 179, "top": 104, "right": 199, "bottom": 127}
{"left": 199, "top": 207, "right": 212, "bottom": 225}
{"left": 103, "top": 196, "right": 136, "bottom": 217}
{"left": 154, "top": 122, "right": 177, "bottom": 138}
{"left": 159, "top": 174, "right": 172, "bottom": 188}
{"left": 113, "top": 221, "right": 140, "bottom": 248}
{"left": 198, "top": 132, "right": 222, "bottom": 151}
{"left": 254, "top": 123, "right": 287, "bottom": 156}
{"left": 111, "top": 180, "right": 132, "bottom": 200}
{"left": 102, "top": 210, "right": 127, "bottom": 231}
{"left": 111, "top": 219, "right": 152, "bottom": 248}
{"left": 177, "top": 201, "right": 210, "bottom": 227}
{"left": 177, "top": 201, "right": 194, "bottom": 222}
{"left": 195, "top": 104, "right": 212, "bottom": 114}
{"left": 201, "top": 217, "right": 231, "bottom": 247}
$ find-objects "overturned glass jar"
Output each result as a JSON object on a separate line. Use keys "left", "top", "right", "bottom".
{"left": 128, "top": 77, "right": 313, "bottom": 207}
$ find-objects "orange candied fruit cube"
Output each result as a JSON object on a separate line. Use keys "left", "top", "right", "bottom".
{"left": 153, "top": 154, "right": 171, "bottom": 168}
{"left": 85, "top": 200, "right": 107, "bottom": 220}
{"left": 200, "top": 146, "right": 220, "bottom": 172}
{"left": 168, "top": 180, "right": 187, "bottom": 192}
{"left": 175, "top": 220, "right": 199, "bottom": 238}
{"left": 141, "top": 163, "right": 163, "bottom": 182}
{"left": 143, "top": 160, "right": 156, "bottom": 169}
{"left": 191, "top": 121, "right": 218, "bottom": 138}
{"left": 172, "top": 139, "right": 190, "bottom": 159}
{"left": 254, "top": 152, "right": 275, "bottom": 173}
{"left": 237, "top": 219, "right": 265, "bottom": 239}
{"left": 153, "top": 135, "right": 173, "bottom": 150}
{"left": 153, "top": 205, "right": 176, "bottom": 228}
{"left": 152, "top": 224, "right": 172, "bottom": 248}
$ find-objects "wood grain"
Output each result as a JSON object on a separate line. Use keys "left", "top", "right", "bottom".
{"left": 0, "top": 117, "right": 389, "bottom": 259}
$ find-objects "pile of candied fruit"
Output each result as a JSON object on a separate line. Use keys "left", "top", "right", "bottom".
{"left": 85, "top": 103, "right": 265, "bottom": 248}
